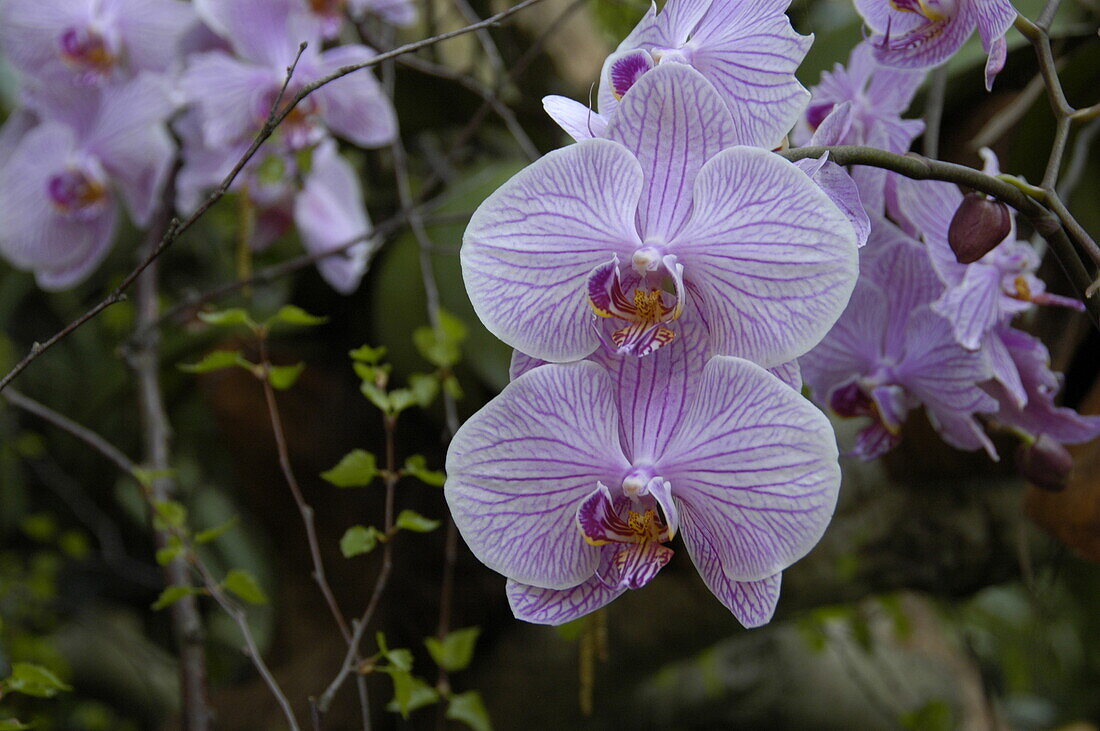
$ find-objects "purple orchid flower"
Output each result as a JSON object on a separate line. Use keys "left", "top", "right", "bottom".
{"left": 305, "top": 0, "right": 416, "bottom": 37}
{"left": 895, "top": 150, "right": 1083, "bottom": 351}
{"left": 446, "top": 336, "right": 841, "bottom": 626}
{"left": 544, "top": 0, "right": 811, "bottom": 149}
{"left": 0, "top": 0, "right": 196, "bottom": 87}
{"left": 463, "top": 63, "right": 859, "bottom": 365}
{"left": 984, "top": 325, "right": 1100, "bottom": 446}
{"left": 0, "top": 75, "right": 174, "bottom": 290}
{"left": 185, "top": 0, "right": 396, "bottom": 153}
{"left": 855, "top": 0, "right": 1017, "bottom": 90}
{"left": 802, "top": 218, "right": 998, "bottom": 460}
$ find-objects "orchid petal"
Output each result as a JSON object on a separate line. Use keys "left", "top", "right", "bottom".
{"left": 445, "top": 361, "right": 631, "bottom": 589}
{"left": 543, "top": 95, "right": 607, "bottom": 141}
{"left": 795, "top": 155, "right": 870, "bottom": 248}
{"left": 112, "top": 0, "right": 197, "bottom": 74}
{"left": 193, "top": 0, "right": 316, "bottom": 66}
{"left": 181, "top": 51, "right": 279, "bottom": 149}
{"left": 506, "top": 576, "right": 625, "bottom": 626}
{"left": 661, "top": 356, "right": 841, "bottom": 581}
{"left": 931, "top": 264, "right": 1004, "bottom": 350}
{"left": 314, "top": 45, "right": 397, "bottom": 148}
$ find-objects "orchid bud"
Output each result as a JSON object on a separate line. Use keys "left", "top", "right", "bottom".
{"left": 948, "top": 192, "right": 1012, "bottom": 264}
{"left": 1015, "top": 435, "right": 1073, "bottom": 492}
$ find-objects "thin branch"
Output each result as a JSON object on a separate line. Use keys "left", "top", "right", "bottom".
{"left": 0, "top": 0, "right": 550, "bottom": 394}
{"left": 970, "top": 70, "right": 1051, "bottom": 150}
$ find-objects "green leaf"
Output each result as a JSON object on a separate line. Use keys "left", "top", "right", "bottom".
{"left": 223, "top": 569, "right": 268, "bottom": 604}
{"left": 270, "top": 305, "right": 328, "bottom": 327}
{"left": 349, "top": 344, "right": 387, "bottom": 364}
{"left": 446, "top": 690, "right": 492, "bottom": 731}
{"left": 408, "top": 373, "right": 440, "bottom": 408}
{"left": 443, "top": 373, "right": 464, "bottom": 400}
{"left": 340, "top": 525, "right": 382, "bottom": 558}
{"left": 179, "top": 350, "right": 251, "bottom": 374}
{"left": 3, "top": 663, "right": 71, "bottom": 699}
{"left": 413, "top": 326, "right": 461, "bottom": 369}
{"left": 152, "top": 500, "right": 188, "bottom": 531}
{"left": 132, "top": 467, "right": 175, "bottom": 489}
{"left": 197, "top": 308, "right": 257, "bottom": 329}
{"left": 151, "top": 585, "right": 202, "bottom": 611}
{"left": 360, "top": 382, "right": 392, "bottom": 412}
{"left": 195, "top": 517, "right": 239, "bottom": 545}
{"left": 321, "top": 450, "right": 378, "bottom": 488}
{"left": 388, "top": 389, "right": 418, "bottom": 414}
{"left": 267, "top": 362, "right": 305, "bottom": 390}
{"left": 0, "top": 718, "right": 33, "bottom": 730}
{"left": 384, "top": 648, "right": 414, "bottom": 673}
{"left": 437, "top": 309, "right": 468, "bottom": 345}
{"left": 384, "top": 669, "right": 438, "bottom": 718}
{"left": 155, "top": 536, "right": 183, "bottom": 566}
{"left": 395, "top": 510, "right": 440, "bottom": 534}
{"left": 404, "top": 455, "right": 445, "bottom": 487}
{"left": 425, "top": 626, "right": 480, "bottom": 672}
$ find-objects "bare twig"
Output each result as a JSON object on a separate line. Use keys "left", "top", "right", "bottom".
{"left": 0, "top": 0, "right": 550, "bottom": 394}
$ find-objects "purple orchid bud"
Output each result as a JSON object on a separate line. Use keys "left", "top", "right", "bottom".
{"left": 948, "top": 192, "right": 1011, "bottom": 264}
{"left": 1015, "top": 435, "right": 1073, "bottom": 492}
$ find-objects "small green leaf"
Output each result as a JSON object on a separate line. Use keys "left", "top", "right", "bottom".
{"left": 223, "top": 569, "right": 268, "bottom": 604}
{"left": 20, "top": 513, "right": 57, "bottom": 542}
{"left": 152, "top": 500, "right": 188, "bottom": 531}
{"left": 404, "top": 455, "right": 445, "bottom": 487}
{"left": 446, "top": 690, "right": 492, "bottom": 731}
{"left": 384, "top": 671, "right": 439, "bottom": 717}
{"left": 340, "top": 525, "right": 382, "bottom": 558}
{"left": 349, "top": 344, "right": 387, "bottom": 364}
{"left": 443, "top": 374, "right": 464, "bottom": 400}
{"left": 413, "top": 327, "right": 460, "bottom": 369}
{"left": 3, "top": 663, "right": 71, "bottom": 699}
{"left": 270, "top": 305, "right": 328, "bottom": 327}
{"left": 195, "top": 517, "right": 239, "bottom": 545}
{"left": 132, "top": 467, "right": 175, "bottom": 489}
{"left": 425, "top": 626, "right": 480, "bottom": 672}
{"left": 179, "top": 350, "right": 251, "bottom": 374}
{"left": 155, "top": 537, "right": 183, "bottom": 566}
{"left": 396, "top": 510, "right": 440, "bottom": 534}
{"left": 267, "top": 362, "right": 305, "bottom": 390}
{"left": 388, "top": 389, "right": 419, "bottom": 414}
{"left": 321, "top": 450, "right": 378, "bottom": 488}
{"left": 437, "top": 309, "right": 468, "bottom": 345}
{"left": 151, "top": 585, "right": 201, "bottom": 611}
{"left": 384, "top": 648, "right": 414, "bottom": 673}
{"left": 360, "top": 382, "right": 392, "bottom": 412}
{"left": 197, "top": 308, "right": 257, "bottom": 329}
{"left": 408, "top": 373, "right": 440, "bottom": 408}
{"left": 0, "top": 718, "right": 33, "bottom": 730}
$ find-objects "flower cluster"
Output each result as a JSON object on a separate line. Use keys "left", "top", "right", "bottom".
{"left": 0, "top": 0, "right": 411, "bottom": 292}
{"left": 447, "top": 0, "right": 864, "bottom": 626}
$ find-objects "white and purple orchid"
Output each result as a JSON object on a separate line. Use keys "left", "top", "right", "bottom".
{"left": 544, "top": 0, "right": 812, "bottom": 149}
{"left": 855, "top": 0, "right": 1017, "bottom": 90}
{"left": 463, "top": 63, "right": 859, "bottom": 365}
{"left": 446, "top": 339, "right": 840, "bottom": 626}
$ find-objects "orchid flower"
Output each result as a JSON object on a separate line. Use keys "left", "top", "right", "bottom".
{"left": 0, "top": 75, "right": 174, "bottom": 290}
{"left": 895, "top": 150, "right": 1083, "bottom": 351}
{"left": 446, "top": 337, "right": 840, "bottom": 626}
{"left": 185, "top": 0, "right": 396, "bottom": 153}
{"left": 802, "top": 219, "right": 998, "bottom": 460}
{"left": 463, "top": 63, "right": 858, "bottom": 366}
{"left": 305, "top": 0, "right": 416, "bottom": 37}
{"left": 855, "top": 0, "right": 1017, "bottom": 90}
{"left": 0, "top": 0, "right": 196, "bottom": 87}
{"left": 544, "top": 0, "right": 811, "bottom": 149}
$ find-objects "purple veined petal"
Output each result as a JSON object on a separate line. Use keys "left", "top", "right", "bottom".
{"left": 972, "top": 0, "right": 1017, "bottom": 51}
{"left": 769, "top": 360, "right": 802, "bottom": 391}
{"left": 313, "top": 45, "right": 398, "bottom": 148}
{"left": 985, "top": 35, "right": 1007, "bottom": 91}
{"left": 678, "top": 508, "right": 784, "bottom": 626}
{"left": 795, "top": 154, "right": 870, "bottom": 249}
{"left": 870, "top": 8, "right": 976, "bottom": 70}
{"left": 293, "top": 142, "right": 373, "bottom": 294}
{"left": 85, "top": 74, "right": 175, "bottom": 226}
{"left": 660, "top": 356, "right": 842, "bottom": 581}
{"left": 670, "top": 145, "right": 859, "bottom": 367}
{"left": 863, "top": 50, "right": 928, "bottom": 112}
{"left": 543, "top": 95, "right": 608, "bottom": 141}
{"left": 110, "top": 0, "right": 197, "bottom": 75}
{"left": 896, "top": 306, "right": 999, "bottom": 458}
{"left": 506, "top": 576, "right": 626, "bottom": 626}
{"left": 850, "top": 420, "right": 902, "bottom": 460}
{"left": 193, "top": 0, "right": 318, "bottom": 66}
{"left": 617, "top": 0, "right": 708, "bottom": 53}
{"left": 931, "top": 263, "right": 1004, "bottom": 350}
{"left": 984, "top": 325, "right": 1026, "bottom": 409}
{"left": 894, "top": 176, "right": 966, "bottom": 284}
{"left": 688, "top": 0, "right": 813, "bottom": 149}
{"left": 33, "top": 205, "right": 119, "bottom": 291}
{"left": 607, "top": 64, "right": 736, "bottom": 242}
{"left": 809, "top": 100, "right": 854, "bottom": 146}
{"left": 854, "top": 0, "right": 920, "bottom": 35}
{"left": 0, "top": 110, "right": 37, "bottom": 167}
{"left": 445, "top": 361, "right": 631, "bottom": 589}
{"left": 870, "top": 383, "right": 907, "bottom": 432}
{"left": 608, "top": 49, "right": 655, "bottom": 100}
{"left": 0, "top": 122, "right": 117, "bottom": 280}
{"left": 461, "top": 139, "right": 644, "bottom": 363}
{"left": 181, "top": 51, "right": 280, "bottom": 150}
{"left": 509, "top": 349, "right": 545, "bottom": 381}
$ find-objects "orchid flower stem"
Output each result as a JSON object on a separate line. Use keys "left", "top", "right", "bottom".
{"left": 923, "top": 66, "right": 948, "bottom": 159}
{"left": 0, "top": 0, "right": 551, "bottom": 395}
{"left": 778, "top": 145, "right": 1100, "bottom": 324}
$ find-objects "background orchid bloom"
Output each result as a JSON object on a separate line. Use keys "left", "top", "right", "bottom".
{"left": 802, "top": 219, "right": 998, "bottom": 460}
{"left": 0, "top": 0, "right": 196, "bottom": 87}
{"left": 0, "top": 75, "right": 174, "bottom": 290}
{"left": 544, "top": 0, "right": 811, "bottom": 149}
{"left": 305, "top": 0, "right": 417, "bottom": 37}
{"left": 446, "top": 339, "right": 841, "bottom": 627}
{"left": 464, "top": 63, "right": 858, "bottom": 366}
{"left": 185, "top": 0, "right": 396, "bottom": 154}
{"left": 855, "top": 0, "right": 1017, "bottom": 90}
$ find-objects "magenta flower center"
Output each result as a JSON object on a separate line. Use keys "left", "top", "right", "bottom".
{"left": 58, "top": 26, "right": 116, "bottom": 76}
{"left": 47, "top": 168, "right": 109, "bottom": 219}
{"left": 576, "top": 483, "right": 675, "bottom": 591}
{"left": 587, "top": 255, "right": 686, "bottom": 357}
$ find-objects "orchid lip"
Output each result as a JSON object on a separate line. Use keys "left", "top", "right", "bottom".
{"left": 58, "top": 25, "right": 117, "bottom": 76}
{"left": 46, "top": 163, "right": 110, "bottom": 220}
